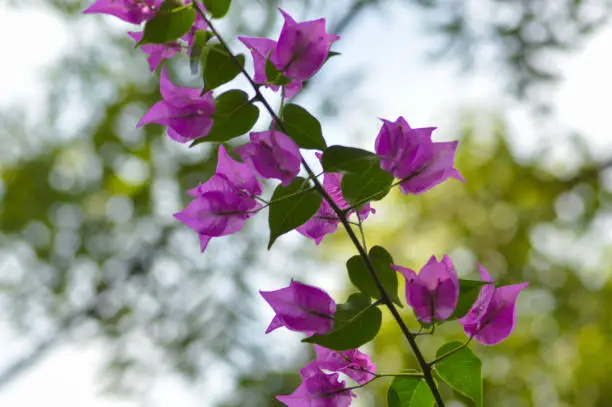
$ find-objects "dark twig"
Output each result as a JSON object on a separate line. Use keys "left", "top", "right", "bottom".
{"left": 195, "top": 6, "right": 445, "bottom": 406}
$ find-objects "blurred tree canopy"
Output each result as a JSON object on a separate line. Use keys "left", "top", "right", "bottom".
{"left": 1, "top": 0, "right": 612, "bottom": 406}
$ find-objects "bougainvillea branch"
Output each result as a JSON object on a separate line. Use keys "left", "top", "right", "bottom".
{"left": 84, "top": 0, "right": 528, "bottom": 405}
{"left": 191, "top": 6, "right": 446, "bottom": 403}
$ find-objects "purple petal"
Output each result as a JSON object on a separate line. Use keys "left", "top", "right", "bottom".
{"left": 276, "top": 362, "right": 355, "bottom": 407}
{"left": 187, "top": 173, "right": 236, "bottom": 197}
{"left": 159, "top": 67, "right": 208, "bottom": 107}
{"left": 265, "top": 315, "right": 285, "bottom": 334}
{"left": 238, "top": 36, "right": 277, "bottom": 84}
{"left": 259, "top": 280, "right": 336, "bottom": 335}
{"left": 237, "top": 130, "right": 301, "bottom": 186}
{"left": 465, "top": 282, "right": 529, "bottom": 345}
{"left": 198, "top": 234, "right": 212, "bottom": 252}
{"left": 283, "top": 80, "right": 303, "bottom": 99}
{"left": 296, "top": 201, "right": 340, "bottom": 245}
{"left": 174, "top": 191, "right": 259, "bottom": 237}
{"left": 166, "top": 115, "right": 214, "bottom": 143}
{"left": 314, "top": 345, "right": 375, "bottom": 385}
{"left": 138, "top": 100, "right": 174, "bottom": 127}
{"left": 216, "top": 145, "right": 263, "bottom": 197}
{"left": 399, "top": 140, "right": 464, "bottom": 195}
{"left": 84, "top": 0, "right": 158, "bottom": 24}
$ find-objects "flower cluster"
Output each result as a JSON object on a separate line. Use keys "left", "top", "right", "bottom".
{"left": 375, "top": 117, "right": 465, "bottom": 195}
{"left": 261, "top": 280, "right": 375, "bottom": 405}
{"left": 138, "top": 68, "right": 215, "bottom": 143}
{"left": 85, "top": 1, "right": 529, "bottom": 406}
{"left": 239, "top": 10, "right": 339, "bottom": 98}
{"left": 393, "top": 257, "right": 528, "bottom": 345}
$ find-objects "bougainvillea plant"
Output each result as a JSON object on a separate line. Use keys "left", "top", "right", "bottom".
{"left": 84, "top": 0, "right": 528, "bottom": 405}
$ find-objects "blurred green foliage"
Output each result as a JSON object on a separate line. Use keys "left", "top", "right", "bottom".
{"left": 1, "top": 0, "right": 612, "bottom": 406}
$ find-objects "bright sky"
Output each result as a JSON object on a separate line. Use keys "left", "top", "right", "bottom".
{"left": 1, "top": 1, "right": 612, "bottom": 406}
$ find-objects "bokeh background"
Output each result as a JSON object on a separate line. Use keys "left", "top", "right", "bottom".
{"left": 1, "top": 0, "right": 612, "bottom": 406}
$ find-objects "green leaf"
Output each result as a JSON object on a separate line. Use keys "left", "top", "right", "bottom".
{"left": 346, "top": 246, "right": 402, "bottom": 306}
{"left": 387, "top": 376, "right": 435, "bottom": 407}
{"left": 280, "top": 104, "right": 327, "bottom": 150}
{"left": 201, "top": 0, "right": 231, "bottom": 18}
{"left": 265, "top": 58, "right": 292, "bottom": 86}
{"left": 341, "top": 163, "right": 393, "bottom": 207}
{"left": 303, "top": 294, "right": 382, "bottom": 351}
{"left": 194, "top": 30, "right": 215, "bottom": 46}
{"left": 320, "top": 146, "right": 392, "bottom": 207}
{"left": 334, "top": 293, "right": 371, "bottom": 321}
{"left": 449, "top": 279, "right": 490, "bottom": 320}
{"left": 191, "top": 90, "right": 259, "bottom": 146}
{"left": 140, "top": 5, "right": 196, "bottom": 45}
{"left": 435, "top": 341, "right": 483, "bottom": 407}
{"left": 190, "top": 31, "right": 215, "bottom": 74}
{"left": 369, "top": 246, "right": 402, "bottom": 306}
{"left": 201, "top": 44, "right": 244, "bottom": 92}
{"left": 268, "top": 177, "right": 322, "bottom": 249}
{"left": 321, "top": 146, "right": 378, "bottom": 174}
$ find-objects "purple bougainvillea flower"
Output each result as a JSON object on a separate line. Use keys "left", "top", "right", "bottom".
{"left": 276, "top": 361, "right": 355, "bottom": 407}
{"left": 374, "top": 117, "right": 464, "bottom": 195}
{"left": 296, "top": 200, "right": 340, "bottom": 245}
{"left": 314, "top": 345, "right": 376, "bottom": 385}
{"left": 138, "top": 68, "right": 215, "bottom": 143}
{"left": 178, "top": 146, "right": 262, "bottom": 252}
{"left": 174, "top": 188, "right": 261, "bottom": 252}
{"left": 127, "top": 31, "right": 181, "bottom": 72}
{"left": 271, "top": 9, "right": 340, "bottom": 81}
{"left": 459, "top": 265, "right": 529, "bottom": 346}
{"left": 260, "top": 280, "right": 336, "bottom": 335}
{"left": 83, "top": 0, "right": 160, "bottom": 24}
{"left": 187, "top": 146, "right": 263, "bottom": 198}
{"left": 238, "top": 35, "right": 304, "bottom": 99}
{"left": 235, "top": 130, "right": 301, "bottom": 186}
{"left": 238, "top": 9, "right": 338, "bottom": 99}
{"left": 297, "top": 154, "right": 374, "bottom": 245}
{"left": 392, "top": 255, "right": 459, "bottom": 323}
{"left": 398, "top": 140, "right": 464, "bottom": 195}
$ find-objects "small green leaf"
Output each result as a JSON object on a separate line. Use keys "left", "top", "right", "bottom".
{"left": 321, "top": 145, "right": 378, "bottom": 174}
{"left": 335, "top": 293, "right": 371, "bottom": 322}
{"left": 268, "top": 177, "right": 322, "bottom": 249}
{"left": 265, "top": 58, "right": 292, "bottom": 86}
{"left": 140, "top": 5, "right": 196, "bottom": 45}
{"left": 194, "top": 30, "right": 215, "bottom": 46}
{"left": 190, "top": 31, "right": 215, "bottom": 74}
{"left": 303, "top": 304, "right": 382, "bottom": 351}
{"left": 201, "top": 44, "right": 244, "bottom": 92}
{"left": 191, "top": 90, "right": 259, "bottom": 146}
{"left": 369, "top": 246, "right": 402, "bottom": 306}
{"left": 449, "top": 279, "right": 490, "bottom": 320}
{"left": 280, "top": 104, "right": 327, "bottom": 150}
{"left": 341, "top": 163, "right": 393, "bottom": 207}
{"left": 387, "top": 376, "right": 435, "bottom": 407}
{"left": 435, "top": 341, "right": 483, "bottom": 407}
{"left": 202, "top": 0, "right": 231, "bottom": 18}
{"left": 346, "top": 246, "right": 401, "bottom": 306}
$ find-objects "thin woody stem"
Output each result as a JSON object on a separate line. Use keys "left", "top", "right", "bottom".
{"left": 195, "top": 7, "right": 445, "bottom": 406}
{"left": 324, "top": 370, "right": 424, "bottom": 397}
